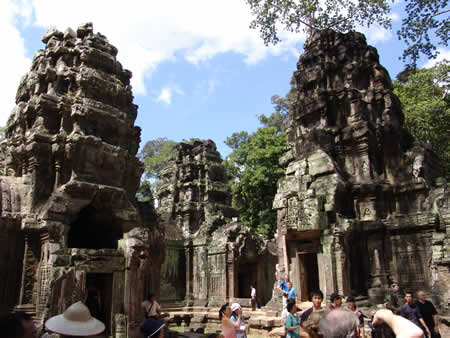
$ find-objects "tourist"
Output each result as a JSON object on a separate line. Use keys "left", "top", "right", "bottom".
{"left": 219, "top": 303, "right": 241, "bottom": 338}
{"left": 373, "top": 308, "right": 425, "bottom": 338}
{"left": 250, "top": 283, "right": 257, "bottom": 311}
{"left": 143, "top": 293, "right": 161, "bottom": 319}
{"left": 285, "top": 302, "right": 309, "bottom": 338}
{"left": 279, "top": 274, "right": 290, "bottom": 309}
{"left": 400, "top": 291, "right": 431, "bottom": 338}
{"left": 320, "top": 308, "right": 359, "bottom": 338}
{"left": 300, "top": 290, "right": 324, "bottom": 323}
{"left": 230, "top": 303, "right": 246, "bottom": 338}
{"left": 328, "top": 292, "right": 342, "bottom": 309}
{"left": 415, "top": 290, "right": 440, "bottom": 337}
{"left": 346, "top": 296, "right": 365, "bottom": 337}
{"left": 287, "top": 281, "right": 298, "bottom": 305}
{"left": 45, "top": 301, "right": 105, "bottom": 337}
{"left": 0, "top": 311, "right": 37, "bottom": 338}
{"left": 140, "top": 316, "right": 165, "bottom": 338}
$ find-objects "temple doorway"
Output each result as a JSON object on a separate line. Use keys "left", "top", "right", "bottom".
{"left": 85, "top": 273, "right": 113, "bottom": 335}
{"left": 297, "top": 253, "right": 319, "bottom": 301}
{"left": 237, "top": 263, "right": 257, "bottom": 298}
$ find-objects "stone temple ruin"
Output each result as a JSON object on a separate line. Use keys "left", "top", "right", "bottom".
{"left": 0, "top": 23, "right": 164, "bottom": 336}
{"left": 157, "top": 140, "right": 277, "bottom": 307}
{"left": 271, "top": 30, "right": 449, "bottom": 308}
{"left": 0, "top": 22, "right": 448, "bottom": 338}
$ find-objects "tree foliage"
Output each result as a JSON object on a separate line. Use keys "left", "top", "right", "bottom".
{"left": 245, "top": 0, "right": 391, "bottom": 44}
{"left": 397, "top": 0, "right": 449, "bottom": 68}
{"left": 225, "top": 95, "right": 289, "bottom": 238}
{"left": 393, "top": 61, "right": 450, "bottom": 179}
{"left": 139, "top": 137, "right": 177, "bottom": 180}
{"left": 138, "top": 137, "right": 177, "bottom": 201}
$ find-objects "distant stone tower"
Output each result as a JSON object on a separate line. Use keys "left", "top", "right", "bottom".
{"left": 273, "top": 30, "right": 449, "bottom": 306}
{"left": 0, "top": 23, "right": 163, "bottom": 336}
{"left": 157, "top": 140, "right": 277, "bottom": 306}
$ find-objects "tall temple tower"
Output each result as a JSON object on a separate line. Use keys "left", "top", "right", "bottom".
{"left": 0, "top": 23, "right": 163, "bottom": 336}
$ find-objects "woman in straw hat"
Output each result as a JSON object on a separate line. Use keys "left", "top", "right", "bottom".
{"left": 45, "top": 301, "right": 105, "bottom": 337}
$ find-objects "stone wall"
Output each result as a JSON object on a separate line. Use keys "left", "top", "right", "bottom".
{"left": 157, "top": 140, "right": 277, "bottom": 306}
{"left": 272, "top": 30, "right": 449, "bottom": 308}
{"left": 0, "top": 23, "right": 162, "bottom": 337}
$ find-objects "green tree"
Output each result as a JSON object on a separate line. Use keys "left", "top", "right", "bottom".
{"left": 225, "top": 96, "right": 288, "bottom": 238}
{"left": 245, "top": 0, "right": 391, "bottom": 44}
{"left": 138, "top": 137, "right": 177, "bottom": 200}
{"left": 393, "top": 61, "right": 450, "bottom": 179}
{"left": 139, "top": 137, "right": 177, "bottom": 180}
{"left": 397, "top": 0, "right": 449, "bottom": 68}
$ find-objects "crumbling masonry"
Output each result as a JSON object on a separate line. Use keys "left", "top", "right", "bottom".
{"left": 0, "top": 23, "right": 163, "bottom": 337}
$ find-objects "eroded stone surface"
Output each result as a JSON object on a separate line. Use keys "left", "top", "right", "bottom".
{"left": 272, "top": 30, "right": 449, "bottom": 308}
{"left": 0, "top": 23, "right": 162, "bottom": 337}
{"left": 157, "top": 140, "right": 277, "bottom": 306}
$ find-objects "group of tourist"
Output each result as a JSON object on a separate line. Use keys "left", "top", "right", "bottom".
{"left": 276, "top": 276, "right": 441, "bottom": 338}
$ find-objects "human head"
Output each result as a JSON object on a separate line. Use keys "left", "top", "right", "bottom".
{"left": 404, "top": 291, "right": 413, "bottom": 304}
{"left": 149, "top": 293, "right": 155, "bottom": 302}
{"left": 0, "top": 311, "right": 36, "bottom": 338}
{"left": 320, "top": 308, "right": 359, "bottom": 338}
{"left": 287, "top": 302, "right": 297, "bottom": 314}
{"left": 219, "top": 303, "right": 230, "bottom": 320}
{"left": 284, "top": 274, "right": 289, "bottom": 281}
{"left": 330, "top": 292, "right": 342, "bottom": 307}
{"left": 416, "top": 290, "right": 425, "bottom": 302}
{"left": 287, "top": 281, "right": 292, "bottom": 290}
{"left": 230, "top": 303, "right": 241, "bottom": 316}
{"left": 346, "top": 296, "right": 356, "bottom": 311}
{"left": 310, "top": 290, "right": 323, "bottom": 309}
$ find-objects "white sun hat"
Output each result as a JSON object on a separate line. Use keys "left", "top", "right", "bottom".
{"left": 45, "top": 301, "right": 105, "bottom": 336}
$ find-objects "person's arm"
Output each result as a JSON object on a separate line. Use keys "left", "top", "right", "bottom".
{"left": 433, "top": 314, "right": 439, "bottom": 333}
{"left": 418, "top": 317, "right": 431, "bottom": 337}
{"left": 226, "top": 312, "right": 241, "bottom": 328}
{"left": 373, "top": 309, "right": 424, "bottom": 338}
{"left": 156, "top": 303, "right": 161, "bottom": 315}
{"left": 286, "top": 315, "right": 301, "bottom": 332}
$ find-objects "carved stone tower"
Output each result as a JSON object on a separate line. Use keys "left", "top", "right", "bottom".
{"left": 0, "top": 23, "right": 162, "bottom": 336}
{"left": 273, "top": 30, "right": 449, "bottom": 306}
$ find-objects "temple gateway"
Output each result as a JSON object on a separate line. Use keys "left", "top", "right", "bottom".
{"left": 0, "top": 23, "right": 447, "bottom": 337}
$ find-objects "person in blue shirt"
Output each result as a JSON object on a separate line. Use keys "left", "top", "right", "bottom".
{"left": 285, "top": 302, "right": 301, "bottom": 338}
{"left": 278, "top": 274, "right": 290, "bottom": 309}
{"left": 287, "top": 281, "right": 298, "bottom": 304}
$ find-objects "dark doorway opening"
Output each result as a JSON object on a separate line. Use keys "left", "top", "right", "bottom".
{"left": 298, "top": 253, "right": 320, "bottom": 301}
{"left": 85, "top": 273, "right": 113, "bottom": 336}
{"left": 237, "top": 263, "right": 257, "bottom": 298}
{"left": 68, "top": 205, "right": 122, "bottom": 249}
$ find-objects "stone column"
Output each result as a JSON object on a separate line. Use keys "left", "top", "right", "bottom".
{"left": 333, "top": 230, "right": 351, "bottom": 296}
{"left": 318, "top": 231, "right": 335, "bottom": 298}
{"left": 184, "top": 244, "right": 194, "bottom": 305}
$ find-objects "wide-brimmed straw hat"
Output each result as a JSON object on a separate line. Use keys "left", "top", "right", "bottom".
{"left": 45, "top": 301, "right": 105, "bottom": 336}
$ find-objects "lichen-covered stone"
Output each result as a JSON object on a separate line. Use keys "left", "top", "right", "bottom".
{"left": 157, "top": 140, "right": 277, "bottom": 306}
{"left": 272, "top": 30, "right": 449, "bottom": 308}
{"left": 0, "top": 23, "right": 162, "bottom": 336}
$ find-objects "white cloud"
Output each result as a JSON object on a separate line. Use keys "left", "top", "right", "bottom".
{"left": 0, "top": 0, "right": 33, "bottom": 126}
{"left": 156, "top": 88, "right": 172, "bottom": 105}
{"left": 156, "top": 84, "right": 184, "bottom": 105}
{"left": 423, "top": 49, "right": 450, "bottom": 68}
{"left": 27, "top": 0, "right": 305, "bottom": 95}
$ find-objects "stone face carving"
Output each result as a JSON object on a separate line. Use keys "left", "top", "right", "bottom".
{"left": 157, "top": 140, "right": 277, "bottom": 306}
{"left": 272, "top": 30, "right": 449, "bottom": 306}
{"left": 0, "top": 23, "right": 162, "bottom": 336}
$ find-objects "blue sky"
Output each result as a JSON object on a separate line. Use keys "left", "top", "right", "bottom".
{"left": 2, "top": 0, "right": 449, "bottom": 158}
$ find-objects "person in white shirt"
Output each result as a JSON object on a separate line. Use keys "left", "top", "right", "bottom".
{"left": 142, "top": 293, "right": 161, "bottom": 319}
{"left": 250, "top": 284, "right": 257, "bottom": 311}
